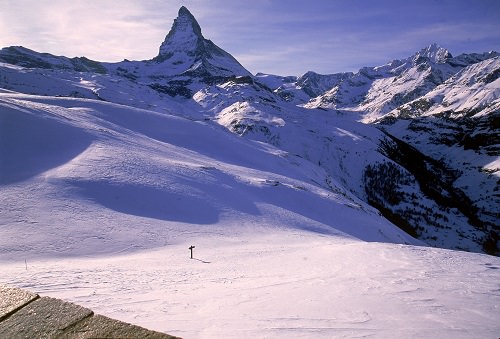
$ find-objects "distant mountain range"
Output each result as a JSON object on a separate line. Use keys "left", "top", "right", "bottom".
{"left": 1, "top": 6, "right": 498, "bottom": 255}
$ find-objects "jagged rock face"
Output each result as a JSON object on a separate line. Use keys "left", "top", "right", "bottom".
{"left": 158, "top": 6, "right": 203, "bottom": 59}
{"left": 154, "top": 6, "right": 250, "bottom": 78}
{"left": 412, "top": 43, "right": 452, "bottom": 64}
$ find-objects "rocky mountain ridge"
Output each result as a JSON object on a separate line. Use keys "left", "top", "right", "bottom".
{"left": 264, "top": 44, "right": 498, "bottom": 121}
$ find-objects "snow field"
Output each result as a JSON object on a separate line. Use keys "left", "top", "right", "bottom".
{"left": 1, "top": 231, "right": 499, "bottom": 338}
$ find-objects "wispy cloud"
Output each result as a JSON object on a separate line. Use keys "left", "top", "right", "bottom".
{"left": 0, "top": 0, "right": 172, "bottom": 61}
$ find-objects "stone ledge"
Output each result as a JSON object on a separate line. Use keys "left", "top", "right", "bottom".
{"left": 0, "top": 285, "right": 179, "bottom": 338}
{"left": 0, "top": 285, "right": 39, "bottom": 322}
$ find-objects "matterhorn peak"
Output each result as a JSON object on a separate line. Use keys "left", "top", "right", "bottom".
{"left": 153, "top": 6, "right": 250, "bottom": 78}
{"left": 175, "top": 6, "right": 203, "bottom": 38}
{"left": 157, "top": 6, "right": 204, "bottom": 59}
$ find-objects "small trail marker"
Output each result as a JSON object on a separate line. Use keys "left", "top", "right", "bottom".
{"left": 189, "top": 245, "right": 195, "bottom": 259}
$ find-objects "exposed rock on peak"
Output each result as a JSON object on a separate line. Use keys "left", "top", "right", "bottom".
{"left": 154, "top": 6, "right": 250, "bottom": 78}
{"left": 157, "top": 6, "right": 203, "bottom": 59}
{"left": 178, "top": 5, "right": 201, "bottom": 28}
{"left": 413, "top": 43, "right": 452, "bottom": 64}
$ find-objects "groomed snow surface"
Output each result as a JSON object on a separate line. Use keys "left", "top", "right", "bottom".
{"left": 1, "top": 91, "right": 499, "bottom": 338}
{"left": 3, "top": 234, "right": 500, "bottom": 338}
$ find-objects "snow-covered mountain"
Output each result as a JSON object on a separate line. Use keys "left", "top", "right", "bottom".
{"left": 245, "top": 48, "right": 499, "bottom": 256}
{"left": 0, "top": 7, "right": 497, "bottom": 257}
{"left": 1, "top": 6, "right": 499, "bottom": 337}
{"left": 266, "top": 44, "right": 498, "bottom": 121}
{"left": 370, "top": 56, "right": 500, "bottom": 254}
{"left": 386, "top": 55, "right": 500, "bottom": 120}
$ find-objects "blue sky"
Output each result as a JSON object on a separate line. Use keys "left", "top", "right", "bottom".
{"left": 1, "top": 0, "right": 499, "bottom": 75}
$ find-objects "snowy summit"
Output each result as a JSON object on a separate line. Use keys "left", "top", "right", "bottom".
{"left": 0, "top": 5, "right": 499, "bottom": 338}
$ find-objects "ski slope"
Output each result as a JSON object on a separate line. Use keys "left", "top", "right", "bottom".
{"left": 0, "top": 91, "right": 414, "bottom": 257}
{"left": 1, "top": 232, "right": 499, "bottom": 338}
{"left": 1, "top": 91, "right": 499, "bottom": 337}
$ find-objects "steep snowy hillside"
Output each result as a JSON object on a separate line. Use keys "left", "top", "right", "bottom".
{"left": 251, "top": 49, "right": 500, "bottom": 255}
{"left": 367, "top": 56, "right": 500, "bottom": 254}
{"left": 0, "top": 92, "right": 498, "bottom": 338}
{"left": 0, "top": 91, "right": 417, "bottom": 259}
{"left": 193, "top": 63, "right": 499, "bottom": 254}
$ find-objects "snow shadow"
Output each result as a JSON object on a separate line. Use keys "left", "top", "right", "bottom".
{"left": 71, "top": 181, "right": 220, "bottom": 224}
{"left": 179, "top": 168, "right": 261, "bottom": 216}
{"left": 248, "top": 182, "right": 413, "bottom": 243}
{"left": 192, "top": 258, "right": 211, "bottom": 264}
{"left": 0, "top": 108, "right": 92, "bottom": 184}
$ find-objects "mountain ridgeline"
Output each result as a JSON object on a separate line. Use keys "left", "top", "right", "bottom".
{"left": 0, "top": 6, "right": 498, "bottom": 255}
